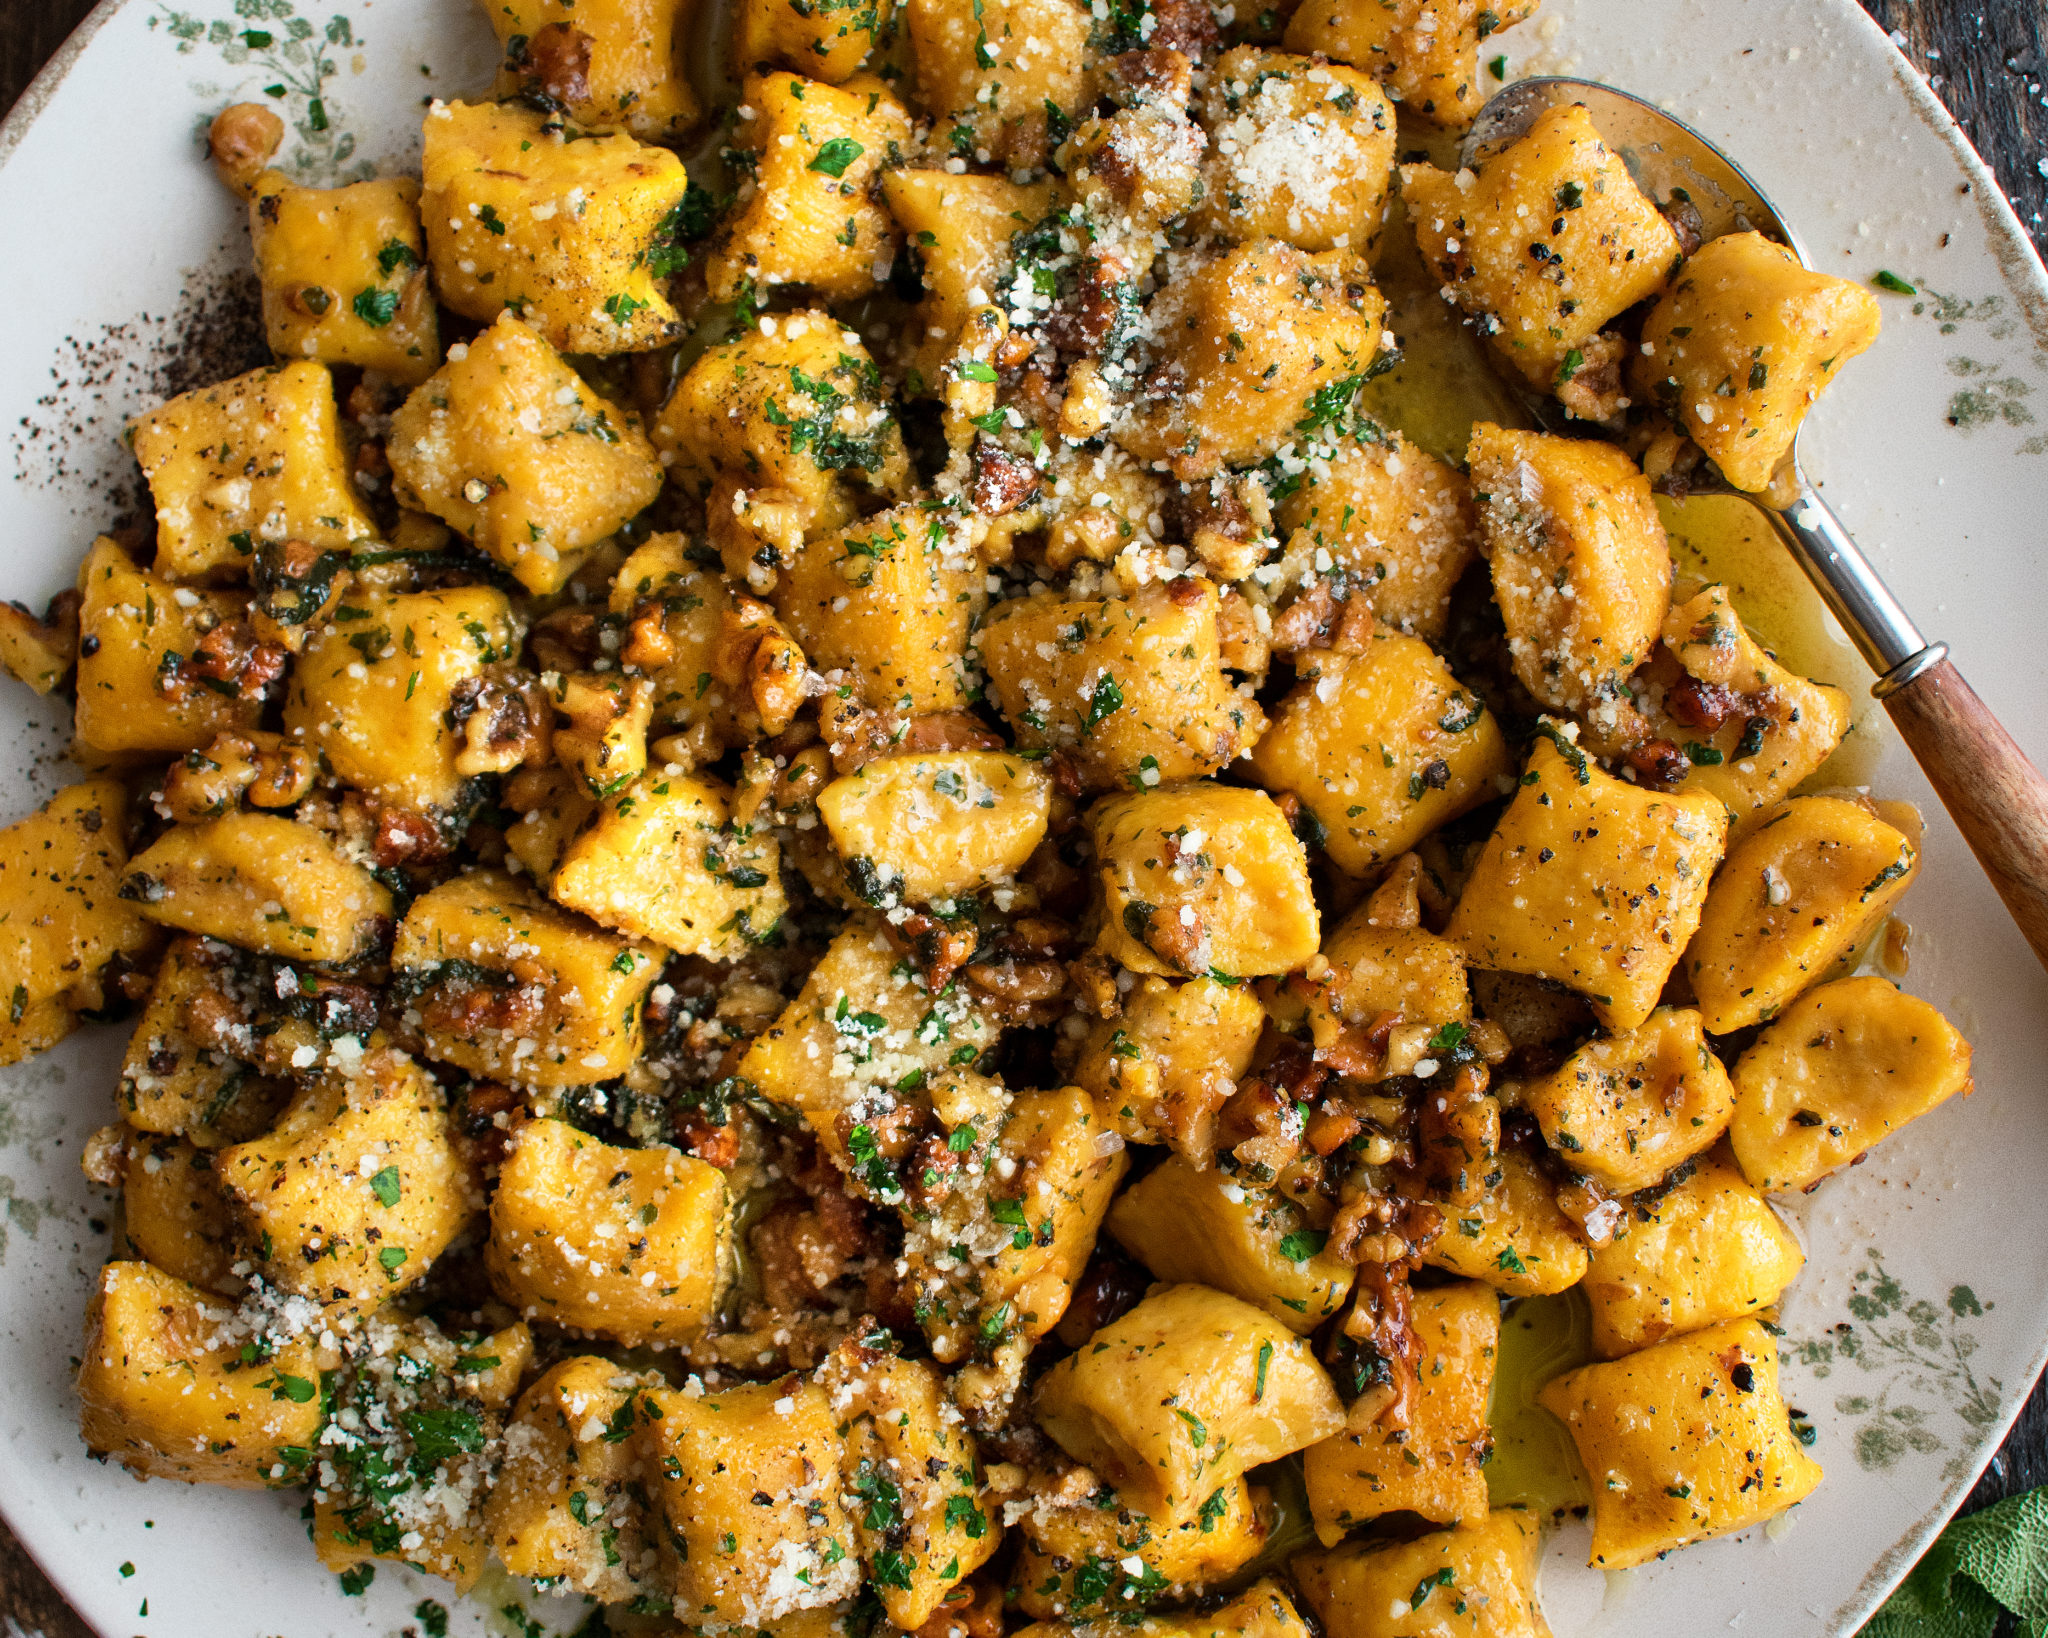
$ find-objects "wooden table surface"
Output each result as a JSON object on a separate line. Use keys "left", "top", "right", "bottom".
{"left": 4, "top": 0, "right": 2047, "bottom": 1633}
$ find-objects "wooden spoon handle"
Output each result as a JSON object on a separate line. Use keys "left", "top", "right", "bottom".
{"left": 1881, "top": 657, "right": 2048, "bottom": 971}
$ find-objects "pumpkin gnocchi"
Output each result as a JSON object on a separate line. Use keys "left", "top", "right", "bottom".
{"left": 19, "top": 16, "right": 1974, "bottom": 1632}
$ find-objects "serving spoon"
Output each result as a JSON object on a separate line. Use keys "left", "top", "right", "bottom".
{"left": 1460, "top": 76, "right": 2048, "bottom": 974}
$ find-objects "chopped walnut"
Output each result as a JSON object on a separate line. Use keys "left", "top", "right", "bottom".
{"left": 521, "top": 22, "right": 594, "bottom": 107}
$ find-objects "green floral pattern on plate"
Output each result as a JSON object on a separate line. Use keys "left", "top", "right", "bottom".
{"left": 1794, "top": 1249, "right": 2003, "bottom": 1482}
{"left": 150, "top": 0, "right": 368, "bottom": 181}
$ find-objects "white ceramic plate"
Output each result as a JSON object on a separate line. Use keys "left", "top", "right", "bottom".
{"left": 4, "top": 1, "right": 2047, "bottom": 1634}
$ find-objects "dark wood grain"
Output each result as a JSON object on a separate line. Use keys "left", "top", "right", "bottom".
{"left": 0, "top": 0, "right": 97, "bottom": 129}
{"left": 1863, "top": 0, "right": 2048, "bottom": 256}
{"left": 2, "top": 0, "right": 2047, "bottom": 1633}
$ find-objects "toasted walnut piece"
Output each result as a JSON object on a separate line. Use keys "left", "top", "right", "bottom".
{"left": 156, "top": 618, "right": 288, "bottom": 707}
{"left": 525, "top": 22, "right": 595, "bottom": 105}
{"left": 1044, "top": 253, "right": 1134, "bottom": 359}
{"left": 647, "top": 720, "right": 722, "bottom": 775}
{"left": 1055, "top": 359, "right": 1116, "bottom": 443}
{"left": 765, "top": 744, "right": 827, "bottom": 810}
{"left": 1625, "top": 736, "right": 1690, "bottom": 789}
{"left": 621, "top": 597, "right": 679, "bottom": 672}
{"left": 1144, "top": 0, "right": 1221, "bottom": 60}
{"left": 207, "top": 103, "right": 285, "bottom": 198}
{"left": 1107, "top": 46, "right": 1197, "bottom": 103}
{"left": 717, "top": 594, "right": 811, "bottom": 736}
{"left": 1555, "top": 332, "right": 1630, "bottom": 423}
{"left": 971, "top": 439, "right": 1043, "bottom": 517}
{"left": 450, "top": 673, "right": 552, "bottom": 779}
{"left": 161, "top": 731, "right": 317, "bottom": 822}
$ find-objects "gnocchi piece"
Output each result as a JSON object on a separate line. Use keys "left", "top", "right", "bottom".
{"left": 1467, "top": 423, "right": 1671, "bottom": 722}
{"left": 1272, "top": 429, "right": 1479, "bottom": 640}
{"left": 978, "top": 579, "right": 1267, "bottom": 792}
{"left": 654, "top": 315, "right": 908, "bottom": 564}
{"left": 734, "top": 0, "right": 886, "bottom": 80}
{"left": 776, "top": 502, "right": 986, "bottom": 714}
{"left": 1303, "top": 1280, "right": 1498, "bottom": 1539}
{"left": 1089, "top": 782, "right": 1321, "bottom": 979}
{"left": 489, "top": 1117, "right": 733, "bottom": 1344}
{"left": 552, "top": 772, "right": 787, "bottom": 958}
{"left": 1034, "top": 1283, "right": 1344, "bottom": 1518}
{"left": 1055, "top": 69, "right": 1208, "bottom": 245}
{"left": 1292, "top": 1508, "right": 1550, "bottom": 1638}
{"left": 607, "top": 533, "right": 741, "bottom": 741}
{"left": 311, "top": 1313, "right": 530, "bottom": 1593}
{"left": 249, "top": 171, "right": 439, "bottom": 384}
{"left": 1296, "top": 890, "right": 1471, "bottom": 1063}
{"left": 881, "top": 171, "right": 1058, "bottom": 385}
{"left": 835, "top": 1349, "right": 1000, "bottom": 1627}
{"left": 1109, "top": 1155, "right": 1355, "bottom": 1333}
{"left": 0, "top": 595, "right": 79, "bottom": 696}
{"left": 904, "top": 1083, "right": 1128, "bottom": 1363}
{"left": 1404, "top": 103, "right": 1682, "bottom": 398}
{"left": 388, "top": 313, "right": 664, "bottom": 595}
{"left": 1688, "top": 795, "right": 1918, "bottom": 1032}
{"left": 1019, "top": 1578, "right": 1313, "bottom": 1638}
{"left": 1422, "top": 1141, "right": 1589, "bottom": 1297}
{"left": 123, "top": 812, "right": 394, "bottom": 965}
{"left": 1070, "top": 975, "right": 1266, "bottom": 1157}
{"left": 1248, "top": 634, "right": 1511, "bottom": 876}
{"left": 1192, "top": 48, "right": 1396, "bottom": 255}
{"left": 117, "top": 1132, "right": 242, "bottom": 1295}
{"left": 126, "top": 360, "right": 374, "bottom": 583}
{"left": 504, "top": 766, "right": 599, "bottom": 881}
{"left": 79, "top": 1261, "right": 326, "bottom": 1487}
{"left": 818, "top": 750, "right": 1051, "bottom": 902}
{"left": 1121, "top": 239, "right": 1387, "bottom": 480}
{"left": 1537, "top": 1317, "right": 1823, "bottom": 1568}
{"left": 486, "top": 1356, "right": 670, "bottom": 1601}
{"left": 1635, "top": 232, "right": 1882, "bottom": 493}
{"left": 1729, "top": 975, "right": 1973, "bottom": 1194}
{"left": 1583, "top": 1148, "right": 1806, "bottom": 1357}
{"left": 1649, "top": 583, "right": 1854, "bottom": 820}
{"left": 1447, "top": 736, "right": 1727, "bottom": 1030}
{"left": 73, "top": 538, "right": 265, "bottom": 756}
{"left": 736, "top": 914, "right": 999, "bottom": 1117}
{"left": 485, "top": 0, "right": 700, "bottom": 140}
{"left": 419, "top": 99, "right": 691, "bottom": 354}
{"left": 281, "top": 584, "right": 521, "bottom": 813}
{"left": 1283, "top": 0, "right": 1539, "bottom": 129}
{"left": 906, "top": 0, "right": 1094, "bottom": 169}
{"left": 117, "top": 939, "right": 291, "bottom": 1144}
{"left": 217, "top": 1044, "right": 480, "bottom": 1304}
{"left": 392, "top": 870, "right": 662, "bottom": 1088}
{"left": 1524, "top": 1007, "right": 1735, "bottom": 1194}
{"left": 710, "top": 73, "right": 913, "bottom": 302}
{"left": 651, "top": 1377, "right": 860, "bottom": 1624}
{"left": 1014, "top": 1478, "right": 1270, "bottom": 1618}
{"left": 0, "top": 779, "right": 150, "bottom": 1065}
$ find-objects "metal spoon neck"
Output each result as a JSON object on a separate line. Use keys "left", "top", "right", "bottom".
{"left": 1768, "top": 470, "right": 1938, "bottom": 687}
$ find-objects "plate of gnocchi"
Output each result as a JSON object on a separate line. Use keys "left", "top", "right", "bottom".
{"left": 1, "top": 0, "right": 2044, "bottom": 1635}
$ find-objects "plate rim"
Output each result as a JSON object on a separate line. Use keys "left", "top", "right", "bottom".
{"left": 0, "top": 0, "right": 130, "bottom": 174}
{"left": 1, "top": 0, "right": 2046, "bottom": 1633}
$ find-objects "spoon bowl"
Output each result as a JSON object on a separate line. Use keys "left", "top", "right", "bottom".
{"left": 1462, "top": 78, "right": 1805, "bottom": 258}
{"left": 1454, "top": 76, "right": 2048, "bottom": 973}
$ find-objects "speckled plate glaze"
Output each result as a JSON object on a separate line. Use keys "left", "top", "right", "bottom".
{"left": 2, "top": 1, "right": 2046, "bottom": 1634}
